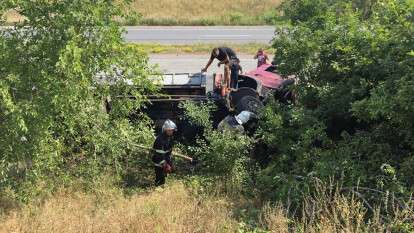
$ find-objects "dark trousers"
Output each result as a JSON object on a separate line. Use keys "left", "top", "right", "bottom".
{"left": 230, "top": 74, "right": 239, "bottom": 89}
{"left": 230, "top": 64, "right": 240, "bottom": 89}
{"left": 154, "top": 167, "right": 165, "bottom": 186}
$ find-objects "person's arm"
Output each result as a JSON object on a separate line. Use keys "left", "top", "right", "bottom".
{"left": 265, "top": 54, "right": 270, "bottom": 63}
{"left": 254, "top": 52, "right": 259, "bottom": 59}
{"left": 239, "top": 65, "right": 243, "bottom": 74}
{"left": 202, "top": 50, "right": 216, "bottom": 72}
{"left": 202, "top": 58, "right": 214, "bottom": 72}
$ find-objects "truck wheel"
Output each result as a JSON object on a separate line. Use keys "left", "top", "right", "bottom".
{"left": 236, "top": 96, "right": 264, "bottom": 114}
{"left": 229, "top": 87, "right": 259, "bottom": 108}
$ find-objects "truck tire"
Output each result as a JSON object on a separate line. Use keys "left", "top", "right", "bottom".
{"left": 229, "top": 87, "right": 259, "bottom": 108}
{"left": 236, "top": 95, "right": 264, "bottom": 114}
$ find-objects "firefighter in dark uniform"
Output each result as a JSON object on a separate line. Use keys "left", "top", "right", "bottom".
{"left": 152, "top": 119, "right": 177, "bottom": 186}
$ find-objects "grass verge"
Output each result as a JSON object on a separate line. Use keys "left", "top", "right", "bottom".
{"left": 0, "top": 182, "right": 238, "bottom": 233}
{"left": 2, "top": 0, "right": 286, "bottom": 26}
{"left": 128, "top": 0, "right": 284, "bottom": 26}
{"left": 137, "top": 16, "right": 287, "bottom": 26}
{"left": 1, "top": 180, "right": 412, "bottom": 233}
{"left": 129, "top": 43, "right": 275, "bottom": 55}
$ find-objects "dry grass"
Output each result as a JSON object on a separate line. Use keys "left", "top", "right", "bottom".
{"left": 1, "top": 180, "right": 412, "bottom": 233}
{"left": 2, "top": 0, "right": 283, "bottom": 25}
{"left": 259, "top": 184, "right": 414, "bottom": 233}
{"left": 133, "top": 0, "right": 282, "bottom": 25}
{"left": 0, "top": 183, "right": 237, "bottom": 233}
{"left": 133, "top": 0, "right": 281, "bottom": 20}
{"left": 2, "top": 10, "right": 25, "bottom": 24}
{"left": 259, "top": 203, "right": 290, "bottom": 232}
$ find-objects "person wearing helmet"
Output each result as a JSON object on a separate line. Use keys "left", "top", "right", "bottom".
{"left": 152, "top": 119, "right": 177, "bottom": 186}
{"left": 217, "top": 111, "right": 256, "bottom": 134}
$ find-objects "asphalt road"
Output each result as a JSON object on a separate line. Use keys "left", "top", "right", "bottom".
{"left": 149, "top": 54, "right": 274, "bottom": 73}
{"left": 124, "top": 26, "right": 276, "bottom": 44}
{"left": 1, "top": 26, "right": 276, "bottom": 44}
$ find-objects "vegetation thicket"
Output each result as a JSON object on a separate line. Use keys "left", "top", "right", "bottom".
{"left": 259, "top": 0, "right": 414, "bottom": 202}
{"left": 0, "top": 0, "right": 157, "bottom": 201}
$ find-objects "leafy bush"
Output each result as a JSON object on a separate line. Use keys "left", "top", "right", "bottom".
{"left": 229, "top": 12, "right": 245, "bottom": 24}
{"left": 0, "top": 0, "right": 156, "bottom": 200}
{"left": 180, "top": 101, "right": 254, "bottom": 193}
{"left": 257, "top": 0, "right": 414, "bottom": 207}
{"left": 260, "top": 9, "right": 286, "bottom": 25}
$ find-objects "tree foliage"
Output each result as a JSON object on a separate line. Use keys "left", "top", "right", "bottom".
{"left": 257, "top": 0, "right": 414, "bottom": 203}
{"left": 0, "top": 0, "right": 156, "bottom": 199}
{"left": 181, "top": 101, "right": 253, "bottom": 177}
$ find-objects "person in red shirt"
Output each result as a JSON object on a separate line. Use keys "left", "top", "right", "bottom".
{"left": 254, "top": 48, "right": 269, "bottom": 68}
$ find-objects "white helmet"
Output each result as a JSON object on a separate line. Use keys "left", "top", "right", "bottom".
{"left": 162, "top": 119, "right": 177, "bottom": 133}
{"left": 235, "top": 111, "right": 255, "bottom": 125}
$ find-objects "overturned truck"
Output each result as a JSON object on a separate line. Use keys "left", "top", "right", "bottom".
{"left": 99, "top": 64, "right": 295, "bottom": 137}
{"left": 143, "top": 64, "right": 295, "bottom": 136}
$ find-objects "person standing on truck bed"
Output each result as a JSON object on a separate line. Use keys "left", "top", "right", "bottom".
{"left": 152, "top": 119, "right": 177, "bottom": 186}
{"left": 202, "top": 47, "right": 238, "bottom": 92}
{"left": 230, "top": 58, "right": 242, "bottom": 89}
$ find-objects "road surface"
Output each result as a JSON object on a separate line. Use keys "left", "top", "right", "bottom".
{"left": 1, "top": 26, "right": 276, "bottom": 44}
{"left": 124, "top": 26, "right": 275, "bottom": 44}
{"left": 149, "top": 54, "right": 274, "bottom": 73}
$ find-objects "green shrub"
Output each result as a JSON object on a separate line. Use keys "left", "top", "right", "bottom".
{"left": 124, "top": 12, "right": 142, "bottom": 26}
{"left": 0, "top": 0, "right": 157, "bottom": 201}
{"left": 256, "top": 0, "right": 414, "bottom": 205}
{"left": 229, "top": 12, "right": 244, "bottom": 24}
{"left": 261, "top": 10, "right": 279, "bottom": 25}
{"left": 180, "top": 101, "right": 254, "bottom": 193}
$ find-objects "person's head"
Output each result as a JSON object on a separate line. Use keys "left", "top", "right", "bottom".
{"left": 212, "top": 48, "right": 220, "bottom": 57}
{"left": 258, "top": 48, "right": 264, "bottom": 53}
{"left": 162, "top": 119, "right": 177, "bottom": 136}
{"left": 235, "top": 58, "right": 240, "bottom": 64}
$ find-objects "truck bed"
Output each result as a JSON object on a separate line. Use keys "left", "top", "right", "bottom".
{"left": 150, "top": 72, "right": 211, "bottom": 99}
{"left": 145, "top": 72, "right": 213, "bottom": 129}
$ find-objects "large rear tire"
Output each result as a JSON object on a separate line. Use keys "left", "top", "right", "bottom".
{"left": 235, "top": 95, "right": 264, "bottom": 114}
{"left": 230, "top": 87, "right": 258, "bottom": 105}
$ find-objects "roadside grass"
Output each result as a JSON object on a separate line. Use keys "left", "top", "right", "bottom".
{"left": 137, "top": 14, "right": 287, "bottom": 26}
{"left": 131, "top": 0, "right": 283, "bottom": 26}
{"left": 129, "top": 43, "right": 275, "bottom": 55}
{"left": 0, "top": 182, "right": 238, "bottom": 233}
{"left": 1, "top": 179, "right": 412, "bottom": 233}
{"left": 2, "top": 0, "right": 285, "bottom": 26}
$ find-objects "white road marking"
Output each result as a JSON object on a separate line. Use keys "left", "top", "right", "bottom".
{"left": 125, "top": 27, "right": 275, "bottom": 31}
{"left": 200, "top": 35, "right": 251, "bottom": 38}
{"left": 123, "top": 26, "right": 276, "bottom": 43}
